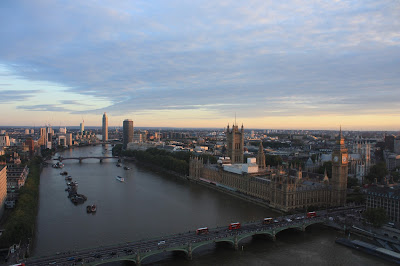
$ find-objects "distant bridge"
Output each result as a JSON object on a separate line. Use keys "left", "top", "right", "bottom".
{"left": 54, "top": 156, "right": 120, "bottom": 163}
{"left": 24, "top": 206, "right": 363, "bottom": 265}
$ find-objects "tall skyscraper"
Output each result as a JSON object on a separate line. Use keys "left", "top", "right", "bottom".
{"left": 80, "top": 120, "right": 85, "bottom": 134}
{"left": 331, "top": 128, "right": 348, "bottom": 206}
{"left": 226, "top": 123, "right": 244, "bottom": 164}
{"left": 102, "top": 112, "right": 108, "bottom": 141}
{"left": 123, "top": 119, "right": 134, "bottom": 149}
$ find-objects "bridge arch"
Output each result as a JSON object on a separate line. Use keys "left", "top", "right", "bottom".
{"left": 237, "top": 231, "right": 275, "bottom": 244}
{"left": 93, "top": 257, "right": 136, "bottom": 266}
{"left": 274, "top": 224, "right": 304, "bottom": 235}
{"left": 191, "top": 239, "right": 220, "bottom": 254}
{"left": 140, "top": 248, "right": 189, "bottom": 264}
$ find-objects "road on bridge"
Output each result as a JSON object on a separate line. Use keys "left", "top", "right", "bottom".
{"left": 23, "top": 206, "right": 363, "bottom": 265}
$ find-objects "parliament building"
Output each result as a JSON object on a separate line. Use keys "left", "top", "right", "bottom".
{"left": 189, "top": 123, "right": 348, "bottom": 212}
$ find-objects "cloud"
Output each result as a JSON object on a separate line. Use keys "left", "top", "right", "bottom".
{"left": 0, "top": 89, "right": 42, "bottom": 103}
{"left": 0, "top": 0, "right": 399, "bottom": 124}
{"left": 16, "top": 104, "right": 71, "bottom": 112}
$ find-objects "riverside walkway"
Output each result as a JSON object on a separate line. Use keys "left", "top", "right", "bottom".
{"left": 24, "top": 206, "right": 363, "bottom": 265}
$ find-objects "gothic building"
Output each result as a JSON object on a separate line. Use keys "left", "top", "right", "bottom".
{"left": 226, "top": 123, "right": 244, "bottom": 164}
{"left": 348, "top": 136, "right": 371, "bottom": 184}
{"left": 331, "top": 128, "right": 349, "bottom": 206}
{"left": 256, "top": 141, "right": 266, "bottom": 170}
{"left": 189, "top": 125, "right": 348, "bottom": 212}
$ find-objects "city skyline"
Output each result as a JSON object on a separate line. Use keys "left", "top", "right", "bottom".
{"left": 1, "top": 1, "right": 399, "bottom": 130}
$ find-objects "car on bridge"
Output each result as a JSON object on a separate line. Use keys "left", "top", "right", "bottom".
{"left": 158, "top": 240, "right": 166, "bottom": 245}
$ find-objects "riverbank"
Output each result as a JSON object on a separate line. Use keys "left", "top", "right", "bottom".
{"left": 127, "top": 158, "right": 284, "bottom": 214}
{"left": 0, "top": 156, "right": 43, "bottom": 262}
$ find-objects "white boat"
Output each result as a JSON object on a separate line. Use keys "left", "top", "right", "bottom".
{"left": 116, "top": 176, "right": 124, "bottom": 182}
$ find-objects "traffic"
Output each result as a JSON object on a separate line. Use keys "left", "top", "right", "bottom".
{"left": 23, "top": 207, "right": 361, "bottom": 266}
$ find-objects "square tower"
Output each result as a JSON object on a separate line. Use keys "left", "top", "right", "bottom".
{"left": 331, "top": 128, "right": 348, "bottom": 206}
{"left": 226, "top": 123, "right": 244, "bottom": 164}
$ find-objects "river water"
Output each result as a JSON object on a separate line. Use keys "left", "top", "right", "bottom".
{"left": 34, "top": 145, "right": 389, "bottom": 265}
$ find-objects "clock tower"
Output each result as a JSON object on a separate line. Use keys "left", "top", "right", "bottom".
{"left": 331, "top": 127, "right": 348, "bottom": 206}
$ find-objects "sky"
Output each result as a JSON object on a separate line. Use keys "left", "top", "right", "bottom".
{"left": 0, "top": 0, "right": 399, "bottom": 130}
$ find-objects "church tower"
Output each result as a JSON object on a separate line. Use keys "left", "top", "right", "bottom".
{"left": 226, "top": 123, "right": 244, "bottom": 164}
{"left": 331, "top": 127, "right": 348, "bottom": 206}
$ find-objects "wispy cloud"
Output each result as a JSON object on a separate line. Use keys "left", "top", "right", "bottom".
{"left": 0, "top": 89, "right": 42, "bottom": 103}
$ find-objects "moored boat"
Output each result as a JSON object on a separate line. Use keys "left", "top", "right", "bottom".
{"left": 123, "top": 166, "right": 130, "bottom": 170}
{"left": 87, "top": 204, "right": 97, "bottom": 213}
{"left": 116, "top": 176, "right": 124, "bottom": 182}
{"left": 60, "top": 171, "right": 68, "bottom": 175}
{"left": 52, "top": 162, "right": 64, "bottom": 168}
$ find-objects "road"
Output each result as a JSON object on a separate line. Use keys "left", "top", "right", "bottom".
{"left": 24, "top": 206, "right": 363, "bottom": 265}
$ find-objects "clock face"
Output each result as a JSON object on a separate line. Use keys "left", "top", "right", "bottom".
{"left": 342, "top": 155, "right": 347, "bottom": 163}
{"left": 333, "top": 156, "right": 338, "bottom": 162}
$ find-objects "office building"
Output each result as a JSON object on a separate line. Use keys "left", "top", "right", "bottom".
{"left": 80, "top": 120, "right": 85, "bottom": 134}
{"left": 0, "top": 135, "right": 10, "bottom": 147}
{"left": 102, "top": 112, "right": 108, "bottom": 141}
{"left": 365, "top": 186, "right": 400, "bottom": 222}
{"left": 0, "top": 165, "right": 7, "bottom": 217}
{"left": 123, "top": 119, "right": 134, "bottom": 149}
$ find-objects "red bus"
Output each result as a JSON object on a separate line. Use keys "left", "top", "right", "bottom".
{"left": 196, "top": 227, "right": 209, "bottom": 235}
{"left": 263, "top": 218, "right": 273, "bottom": 225}
{"left": 229, "top": 222, "right": 241, "bottom": 230}
{"left": 307, "top": 211, "right": 317, "bottom": 218}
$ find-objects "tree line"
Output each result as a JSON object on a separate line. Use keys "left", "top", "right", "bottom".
{"left": 113, "top": 145, "right": 217, "bottom": 176}
{"left": 0, "top": 156, "right": 42, "bottom": 249}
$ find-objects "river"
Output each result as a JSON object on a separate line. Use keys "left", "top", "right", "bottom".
{"left": 34, "top": 145, "right": 389, "bottom": 265}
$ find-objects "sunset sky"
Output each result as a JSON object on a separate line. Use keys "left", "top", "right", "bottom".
{"left": 1, "top": 1, "right": 399, "bottom": 130}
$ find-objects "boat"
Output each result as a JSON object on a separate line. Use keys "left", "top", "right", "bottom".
{"left": 67, "top": 181, "right": 78, "bottom": 187}
{"left": 123, "top": 166, "right": 130, "bottom": 170}
{"left": 60, "top": 171, "right": 68, "bottom": 176}
{"left": 52, "top": 162, "right": 64, "bottom": 168}
{"left": 335, "top": 238, "right": 400, "bottom": 264}
{"left": 116, "top": 163, "right": 121, "bottom": 167}
{"left": 116, "top": 176, "right": 125, "bottom": 182}
{"left": 65, "top": 176, "right": 72, "bottom": 181}
{"left": 87, "top": 204, "right": 97, "bottom": 213}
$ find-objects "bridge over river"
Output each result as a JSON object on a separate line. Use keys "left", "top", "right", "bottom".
{"left": 24, "top": 206, "right": 363, "bottom": 265}
{"left": 54, "top": 156, "right": 120, "bottom": 163}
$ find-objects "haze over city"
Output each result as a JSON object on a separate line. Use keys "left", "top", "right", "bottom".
{"left": 1, "top": 1, "right": 399, "bottom": 130}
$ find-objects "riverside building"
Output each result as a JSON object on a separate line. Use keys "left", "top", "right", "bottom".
{"left": 189, "top": 124, "right": 349, "bottom": 211}
{"left": 102, "top": 112, "right": 108, "bottom": 141}
{"left": 123, "top": 119, "right": 134, "bottom": 149}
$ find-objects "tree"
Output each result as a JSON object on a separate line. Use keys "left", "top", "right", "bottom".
{"left": 317, "top": 161, "right": 332, "bottom": 178}
{"left": 112, "top": 144, "right": 123, "bottom": 156}
{"left": 347, "top": 177, "right": 359, "bottom": 188}
{"left": 365, "top": 162, "right": 388, "bottom": 183}
{"left": 363, "top": 208, "right": 388, "bottom": 228}
{"left": 265, "top": 155, "right": 282, "bottom": 167}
